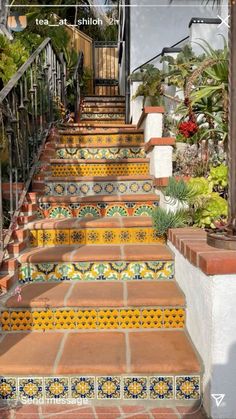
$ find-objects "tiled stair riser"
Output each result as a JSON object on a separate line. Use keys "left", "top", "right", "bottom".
{"left": 29, "top": 228, "right": 164, "bottom": 247}
{"left": 51, "top": 163, "right": 149, "bottom": 177}
{"left": 56, "top": 147, "right": 145, "bottom": 160}
{"left": 19, "top": 261, "right": 174, "bottom": 283}
{"left": 45, "top": 180, "right": 154, "bottom": 196}
{"left": 0, "top": 375, "right": 201, "bottom": 401}
{"left": 82, "top": 107, "right": 125, "bottom": 113}
{"left": 0, "top": 307, "right": 185, "bottom": 331}
{"left": 80, "top": 113, "right": 125, "bottom": 120}
{"left": 79, "top": 120, "right": 126, "bottom": 125}
{"left": 59, "top": 133, "right": 143, "bottom": 146}
{"left": 36, "top": 201, "right": 159, "bottom": 219}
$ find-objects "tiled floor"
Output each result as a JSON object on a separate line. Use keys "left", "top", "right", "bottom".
{"left": 0, "top": 403, "right": 208, "bottom": 418}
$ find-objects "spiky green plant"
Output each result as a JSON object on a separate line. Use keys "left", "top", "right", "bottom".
{"left": 164, "top": 177, "right": 198, "bottom": 204}
{"left": 152, "top": 207, "right": 190, "bottom": 237}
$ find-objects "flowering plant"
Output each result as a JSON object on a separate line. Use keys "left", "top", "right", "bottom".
{"left": 178, "top": 120, "right": 198, "bottom": 139}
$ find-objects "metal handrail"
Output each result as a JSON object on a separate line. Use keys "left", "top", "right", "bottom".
{"left": 0, "top": 37, "right": 66, "bottom": 265}
{"left": 73, "top": 51, "right": 84, "bottom": 123}
{"left": 131, "top": 35, "right": 190, "bottom": 74}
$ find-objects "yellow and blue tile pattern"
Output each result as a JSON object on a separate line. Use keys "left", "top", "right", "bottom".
{"left": 0, "top": 375, "right": 201, "bottom": 400}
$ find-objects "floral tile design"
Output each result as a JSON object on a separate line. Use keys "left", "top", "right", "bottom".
{"left": 175, "top": 376, "right": 200, "bottom": 400}
{"left": 0, "top": 376, "right": 201, "bottom": 400}
{"left": 18, "top": 378, "right": 43, "bottom": 400}
{"left": 19, "top": 261, "right": 174, "bottom": 283}
{"left": 71, "top": 377, "right": 95, "bottom": 399}
{"left": 51, "top": 162, "right": 149, "bottom": 177}
{"left": 56, "top": 146, "right": 145, "bottom": 160}
{"left": 45, "top": 180, "right": 153, "bottom": 197}
{"left": 124, "top": 377, "right": 148, "bottom": 399}
{"left": 29, "top": 227, "right": 164, "bottom": 247}
{"left": 59, "top": 133, "right": 143, "bottom": 147}
{"left": 150, "top": 376, "right": 174, "bottom": 399}
{"left": 97, "top": 376, "right": 121, "bottom": 399}
{"left": 0, "top": 377, "right": 17, "bottom": 400}
{"left": 45, "top": 377, "right": 69, "bottom": 399}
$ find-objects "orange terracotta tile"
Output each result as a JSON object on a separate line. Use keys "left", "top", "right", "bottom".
{"left": 56, "top": 332, "right": 126, "bottom": 375}
{"left": 129, "top": 331, "right": 201, "bottom": 374}
{"left": 198, "top": 251, "right": 236, "bottom": 275}
{"left": 127, "top": 282, "right": 185, "bottom": 306}
{"left": 123, "top": 244, "right": 173, "bottom": 261}
{"left": 20, "top": 245, "right": 123, "bottom": 263}
{"left": 14, "top": 405, "right": 40, "bottom": 418}
{"left": 0, "top": 333, "right": 63, "bottom": 375}
{"left": 6, "top": 283, "right": 71, "bottom": 308}
{"left": 95, "top": 407, "right": 120, "bottom": 419}
{"left": 66, "top": 282, "right": 124, "bottom": 307}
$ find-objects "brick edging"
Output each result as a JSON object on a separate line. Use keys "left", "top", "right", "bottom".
{"left": 168, "top": 228, "right": 236, "bottom": 275}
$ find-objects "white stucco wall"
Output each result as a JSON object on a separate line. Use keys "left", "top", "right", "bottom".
{"left": 169, "top": 242, "right": 236, "bottom": 419}
{"left": 130, "top": 0, "right": 228, "bottom": 72}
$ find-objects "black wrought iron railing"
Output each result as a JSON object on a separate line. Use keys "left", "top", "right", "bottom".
{"left": 73, "top": 51, "right": 84, "bottom": 123}
{"left": 0, "top": 37, "right": 66, "bottom": 264}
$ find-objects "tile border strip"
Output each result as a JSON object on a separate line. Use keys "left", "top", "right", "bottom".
{"left": 0, "top": 375, "right": 201, "bottom": 401}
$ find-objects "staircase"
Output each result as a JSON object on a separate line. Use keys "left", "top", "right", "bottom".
{"left": 0, "top": 95, "right": 203, "bottom": 414}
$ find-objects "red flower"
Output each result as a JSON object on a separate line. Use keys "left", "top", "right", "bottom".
{"left": 178, "top": 120, "right": 198, "bottom": 138}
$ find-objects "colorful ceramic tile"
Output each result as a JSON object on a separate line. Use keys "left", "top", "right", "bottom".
{"left": 142, "top": 309, "right": 163, "bottom": 328}
{"left": 150, "top": 376, "right": 174, "bottom": 399}
{"left": 51, "top": 163, "right": 149, "bottom": 177}
{"left": 71, "top": 377, "right": 95, "bottom": 399}
{"left": 56, "top": 147, "right": 145, "bottom": 160}
{"left": 76, "top": 309, "right": 97, "bottom": 329}
{"left": 155, "top": 261, "right": 175, "bottom": 280}
{"left": 97, "top": 376, "right": 121, "bottom": 399}
{"left": 60, "top": 133, "right": 143, "bottom": 147}
{"left": 49, "top": 207, "right": 73, "bottom": 219}
{"left": 54, "top": 309, "right": 77, "bottom": 329}
{"left": 1, "top": 307, "right": 185, "bottom": 331}
{"left": 19, "top": 261, "right": 174, "bottom": 283}
{"left": 83, "top": 263, "right": 119, "bottom": 281}
{"left": 45, "top": 180, "right": 153, "bottom": 197}
{"left": 175, "top": 376, "right": 200, "bottom": 400}
{"left": 45, "top": 377, "right": 69, "bottom": 399}
{"left": 98, "top": 309, "right": 120, "bottom": 329}
{"left": 0, "top": 377, "right": 17, "bottom": 399}
{"left": 124, "top": 377, "right": 148, "bottom": 399}
{"left": 119, "top": 309, "right": 141, "bottom": 329}
{"left": 120, "top": 262, "right": 155, "bottom": 281}
{"left": 18, "top": 378, "right": 43, "bottom": 400}
{"left": 164, "top": 309, "right": 185, "bottom": 328}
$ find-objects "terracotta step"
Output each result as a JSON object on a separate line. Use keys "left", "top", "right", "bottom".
{"left": 0, "top": 330, "right": 201, "bottom": 402}
{"left": 49, "top": 160, "right": 149, "bottom": 177}
{"left": 55, "top": 146, "right": 146, "bottom": 160}
{"left": 29, "top": 216, "right": 153, "bottom": 230}
{"left": 19, "top": 243, "right": 173, "bottom": 263}
{"left": 36, "top": 194, "right": 159, "bottom": 219}
{"left": 44, "top": 176, "right": 154, "bottom": 197}
{"left": 56, "top": 142, "right": 145, "bottom": 149}
{"left": 39, "top": 193, "right": 158, "bottom": 203}
{"left": 5, "top": 281, "right": 184, "bottom": 309}
{"left": 2, "top": 281, "right": 185, "bottom": 331}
